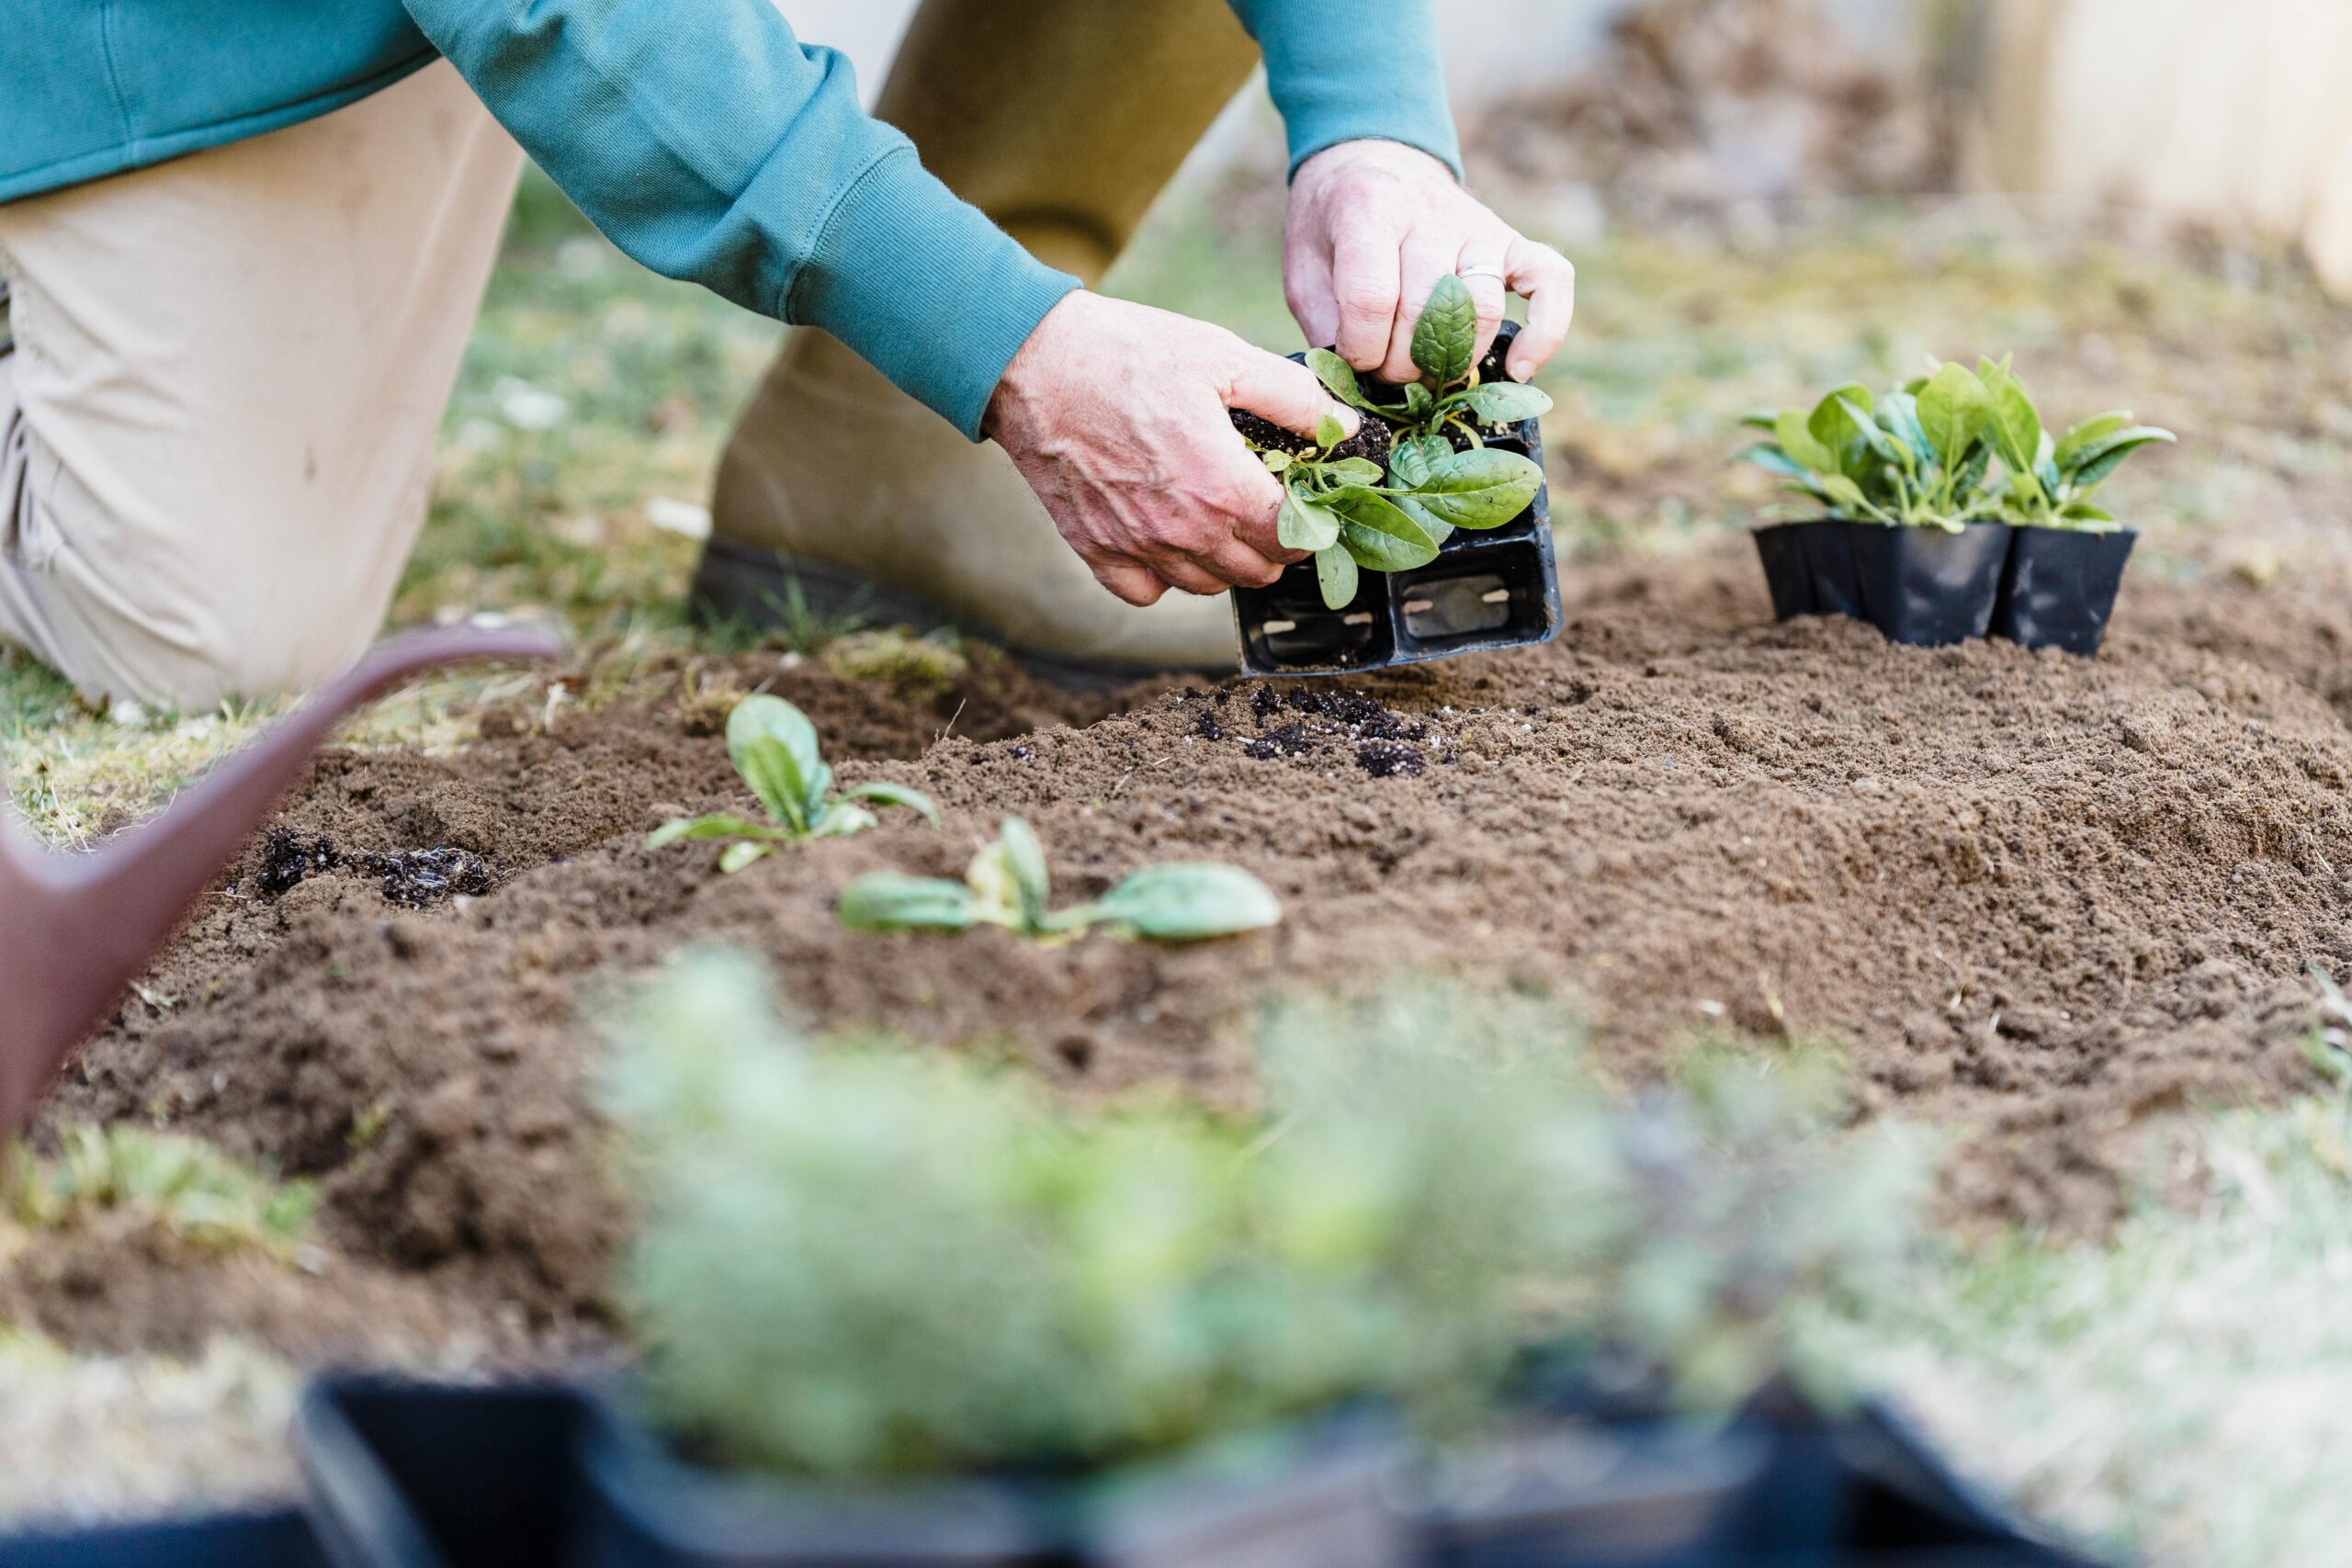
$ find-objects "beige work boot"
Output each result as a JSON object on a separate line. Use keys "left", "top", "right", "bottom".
{"left": 696, "top": 326, "right": 1241, "bottom": 685}
{"left": 692, "top": 0, "right": 1262, "bottom": 684}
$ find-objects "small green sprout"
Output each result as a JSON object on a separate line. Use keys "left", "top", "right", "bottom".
{"left": 837, "top": 818, "right": 1282, "bottom": 943}
{"left": 650, "top": 694, "right": 939, "bottom": 873}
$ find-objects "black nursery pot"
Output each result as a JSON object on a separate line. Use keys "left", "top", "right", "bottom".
{"left": 1991, "top": 526, "right": 2137, "bottom": 656}
{"left": 0, "top": 1507, "right": 325, "bottom": 1568}
{"left": 297, "top": 1375, "right": 590, "bottom": 1568}
{"left": 1232, "top": 321, "right": 1562, "bottom": 677}
{"left": 1753, "top": 521, "right": 2011, "bottom": 648}
{"left": 577, "top": 1394, "right": 1065, "bottom": 1568}
{"left": 581, "top": 1398, "right": 1417, "bottom": 1568}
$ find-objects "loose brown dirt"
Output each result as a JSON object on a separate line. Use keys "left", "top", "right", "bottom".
{"left": 23, "top": 553, "right": 2352, "bottom": 1359}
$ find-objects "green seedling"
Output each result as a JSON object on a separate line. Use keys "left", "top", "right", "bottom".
{"left": 837, "top": 817, "right": 1280, "bottom": 943}
{"left": 1240, "top": 274, "right": 1549, "bottom": 613}
{"left": 1737, "top": 355, "right": 2173, "bottom": 533}
{"left": 5, "top": 1124, "right": 318, "bottom": 1263}
{"left": 650, "top": 694, "right": 938, "bottom": 873}
{"left": 605, "top": 956, "right": 1923, "bottom": 1478}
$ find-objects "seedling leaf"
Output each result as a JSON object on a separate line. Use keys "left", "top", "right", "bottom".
{"left": 1410, "top": 448, "right": 1544, "bottom": 530}
{"left": 836, "top": 781, "right": 943, "bottom": 827}
{"left": 735, "top": 735, "right": 814, "bottom": 833}
{"left": 1329, "top": 490, "right": 1441, "bottom": 571}
{"left": 1314, "top": 411, "right": 1351, "bottom": 450}
{"left": 1091, "top": 864, "right": 1284, "bottom": 941}
{"left": 1316, "top": 545, "right": 1359, "bottom": 611}
{"left": 1389, "top": 432, "right": 1451, "bottom": 489}
{"left": 1774, "top": 410, "right": 1839, "bottom": 478}
{"left": 1410, "top": 274, "right": 1478, "bottom": 387}
{"left": 1455, "top": 380, "right": 1552, "bottom": 425}
{"left": 2052, "top": 412, "right": 2133, "bottom": 468}
{"left": 1916, "top": 364, "right": 1988, "bottom": 471}
{"left": 718, "top": 841, "right": 775, "bottom": 874}
{"left": 2066, "top": 426, "right": 2175, "bottom": 490}
{"left": 648, "top": 814, "right": 780, "bottom": 850}
{"left": 998, "top": 818, "right": 1051, "bottom": 929}
{"left": 729, "top": 696, "right": 829, "bottom": 824}
{"left": 1279, "top": 492, "right": 1342, "bottom": 553}
{"left": 836, "top": 874, "right": 983, "bottom": 931}
{"left": 1306, "top": 348, "right": 1379, "bottom": 413}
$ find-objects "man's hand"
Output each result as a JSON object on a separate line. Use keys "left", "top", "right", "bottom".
{"left": 1284, "top": 140, "right": 1576, "bottom": 386}
{"left": 983, "top": 292, "right": 1356, "bottom": 606}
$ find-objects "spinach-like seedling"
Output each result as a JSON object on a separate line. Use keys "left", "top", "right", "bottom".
{"left": 650, "top": 694, "right": 938, "bottom": 873}
{"left": 1737, "top": 355, "right": 2174, "bottom": 533}
{"left": 837, "top": 817, "right": 1281, "bottom": 942}
{"left": 1236, "top": 275, "right": 1550, "bottom": 613}
{"left": 1971, "top": 357, "right": 2175, "bottom": 531}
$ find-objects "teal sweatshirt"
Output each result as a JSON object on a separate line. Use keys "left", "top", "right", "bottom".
{"left": 1, "top": 2, "right": 1461, "bottom": 439}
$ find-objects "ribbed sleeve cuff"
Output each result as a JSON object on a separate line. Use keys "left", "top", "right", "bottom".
{"left": 1241, "top": 0, "right": 1464, "bottom": 179}
{"left": 789, "top": 147, "right": 1081, "bottom": 441}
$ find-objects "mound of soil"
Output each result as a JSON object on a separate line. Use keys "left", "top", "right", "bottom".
{"left": 28, "top": 550, "right": 2352, "bottom": 1355}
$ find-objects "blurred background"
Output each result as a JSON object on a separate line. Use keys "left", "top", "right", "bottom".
{"left": 411, "top": 0, "right": 2352, "bottom": 651}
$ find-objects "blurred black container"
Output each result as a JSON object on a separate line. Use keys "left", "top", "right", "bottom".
{"left": 0, "top": 1508, "right": 324, "bottom": 1568}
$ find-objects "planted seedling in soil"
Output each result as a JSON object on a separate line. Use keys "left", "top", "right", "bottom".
{"left": 649, "top": 694, "right": 939, "bottom": 873}
{"left": 1232, "top": 275, "right": 1549, "bottom": 612}
{"left": 836, "top": 817, "right": 1281, "bottom": 942}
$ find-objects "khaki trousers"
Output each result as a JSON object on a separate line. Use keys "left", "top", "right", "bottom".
{"left": 0, "top": 1, "right": 1259, "bottom": 707}
{"left": 0, "top": 62, "right": 523, "bottom": 707}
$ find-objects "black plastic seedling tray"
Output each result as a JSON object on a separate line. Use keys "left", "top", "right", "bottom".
{"left": 283, "top": 1375, "right": 2108, "bottom": 1568}
{"left": 1757, "top": 519, "right": 2137, "bottom": 656}
{"left": 1232, "top": 323, "right": 1562, "bottom": 677}
{"left": 0, "top": 1507, "right": 325, "bottom": 1568}
{"left": 1754, "top": 520, "right": 2011, "bottom": 648}
{"left": 297, "top": 1375, "right": 588, "bottom": 1568}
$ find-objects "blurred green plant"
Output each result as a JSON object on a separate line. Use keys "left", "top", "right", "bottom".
{"left": 837, "top": 817, "right": 1282, "bottom": 944}
{"left": 4, "top": 1125, "right": 318, "bottom": 1263}
{"left": 1738, "top": 356, "right": 2173, "bottom": 533}
{"left": 649, "top": 694, "right": 938, "bottom": 874}
{"left": 603, "top": 954, "right": 1925, "bottom": 1478}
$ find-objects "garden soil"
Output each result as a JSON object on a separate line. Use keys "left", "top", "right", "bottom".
{"left": 22, "top": 551, "right": 2352, "bottom": 1359}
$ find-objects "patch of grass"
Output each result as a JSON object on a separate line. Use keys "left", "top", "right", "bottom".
{"left": 4, "top": 1125, "right": 318, "bottom": 1266}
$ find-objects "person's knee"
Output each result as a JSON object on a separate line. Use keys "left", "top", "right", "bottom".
{"left": 8, "top": 519, "right": 390, "bottom": 710}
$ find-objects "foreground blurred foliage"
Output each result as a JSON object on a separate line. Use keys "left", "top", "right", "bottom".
{"left": 604, "top": 953, "right": 1926, "bottom": 1478}
{"left": 4, "top": 1126, "right": 317, "bottom": 1264}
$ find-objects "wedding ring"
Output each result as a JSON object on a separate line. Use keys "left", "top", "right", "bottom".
{"left": 1458, "top": 264, "right": 1506, "bottom": 282}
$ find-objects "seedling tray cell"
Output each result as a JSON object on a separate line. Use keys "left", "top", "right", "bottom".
{"left": 1993, "top": 526, "right": 2137, "bottom": 656}
{"left": 297, "top": 1375, "right": 589, "bottom": 1568}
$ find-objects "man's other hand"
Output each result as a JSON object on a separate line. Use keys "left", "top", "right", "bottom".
{"left": 1284, "top": 140, "right": 1575, "bottom": 387}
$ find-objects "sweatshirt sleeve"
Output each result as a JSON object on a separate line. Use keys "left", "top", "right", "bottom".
{"left": 401, "top": 0, "right": 1078, "bottom": 440}
{"left": 1226, "top": 0, "right": 1464, "bottom": 179}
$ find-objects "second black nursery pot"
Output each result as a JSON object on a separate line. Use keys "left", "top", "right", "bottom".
{"left": 1992, "top": 526, "right": 2137, "bottom": 656}
{"left": 1232, "top": 321, "right": 1562, "bottom": 677}
{"left": 1754, "top": 521, "right": 2011, "bottom": 648}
